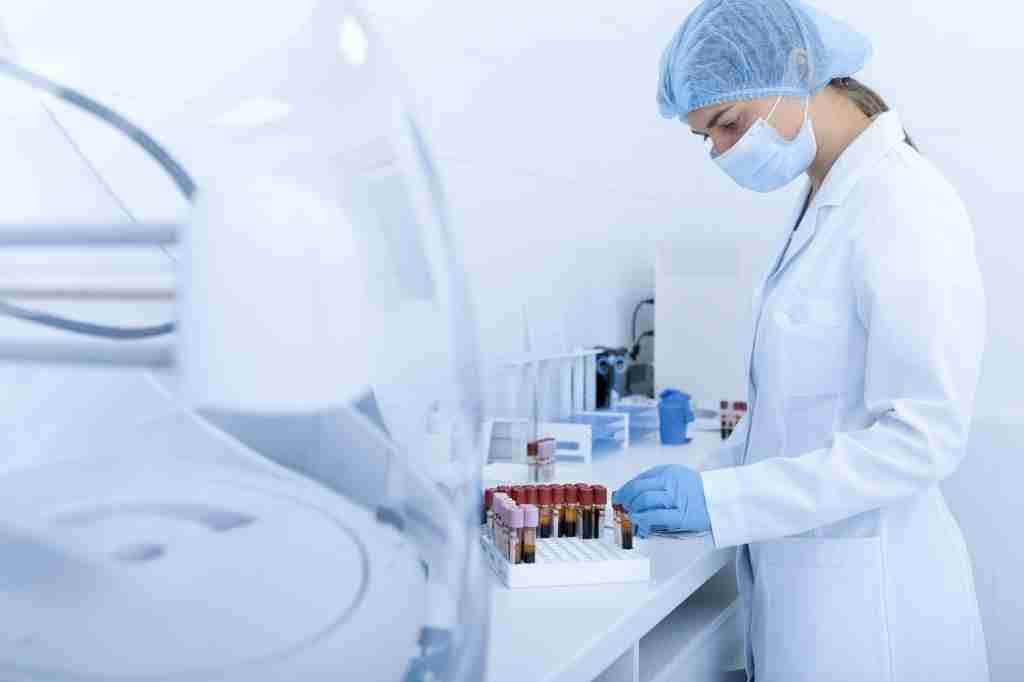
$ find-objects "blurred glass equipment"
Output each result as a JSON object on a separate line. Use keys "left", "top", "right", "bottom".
{"left": 0, "top": 3, "right": 487, "bottom": 681}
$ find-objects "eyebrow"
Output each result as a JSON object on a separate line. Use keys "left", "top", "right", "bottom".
{"left": 691, "top": 105, "right": 734, "bottom": 135}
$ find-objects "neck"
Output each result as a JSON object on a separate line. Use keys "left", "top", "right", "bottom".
{"left": 806, "top": 90, "right": 872, "bottom": 193}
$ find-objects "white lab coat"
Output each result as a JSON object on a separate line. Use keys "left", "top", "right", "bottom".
{"left": 701, "top": 111, "right": 989, "bottom": 682}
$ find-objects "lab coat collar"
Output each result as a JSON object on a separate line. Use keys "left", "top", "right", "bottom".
{"left": 815, "top": 111, "right": 908, "bottom": 208}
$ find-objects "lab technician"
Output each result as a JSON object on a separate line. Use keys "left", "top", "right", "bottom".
{"left": 613, "top": 1, "right": 988, "bottom": 680}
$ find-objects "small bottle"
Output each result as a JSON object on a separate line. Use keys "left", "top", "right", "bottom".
{"left": 613, "top": 503, "right": 624, "bottom": 546}
{"left": 733, "top": 401, "right": 748, "bottom": 432}
{"left": 522, "top": 504, "right": 538, "bottom": 564}
{"left": 552, "top": 485, "right": 565, "bottom": 537}
{"left": 621, "top": 508, "right": 634, "bottom": 550}
{"left": 509, "top": 506, "right": 524, "bottom": 564}
{"left": 594, "top": 486, "right": 607, "bottom": 540}
{"left": 526, "top": 440, "right": 539, "bottom": 483}
{"left": 538, "top": 437, "right": 557, "bottom": 482}
{"left": 579, "top": 485, "right": 594, "bottom": 539}
{"left": 720, "top": 400, "right": 730, "bottom": 440}
{"left": 538, "top": 485, "right": 554, "bottom": 539}
{"left": 564, "top": 485, "right": 578, "bottom": 538}
{"left": 484, "top": 488, "right": 495, "bottom": 528}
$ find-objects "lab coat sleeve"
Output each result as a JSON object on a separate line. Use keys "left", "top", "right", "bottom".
{"left": 701, "top": 196, "right": 986, "bottom": 549}
{"left": 697, "top": 412, "right": 749, "bottom": 471}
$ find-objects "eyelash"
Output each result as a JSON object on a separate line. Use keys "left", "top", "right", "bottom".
{"left": 702, "top": 121, "right": 739, "bottom": 141}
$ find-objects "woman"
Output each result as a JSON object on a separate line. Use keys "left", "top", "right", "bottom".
{"left": 613, "top": 1, "right": 989, "bottom": 680}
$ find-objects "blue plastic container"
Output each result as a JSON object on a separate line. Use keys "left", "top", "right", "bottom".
{"left": 658, "top": 389, "right": 695, "bottom": 445}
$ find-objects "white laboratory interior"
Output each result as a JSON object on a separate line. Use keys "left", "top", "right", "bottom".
{"left": 0, "top": 1, "right": 1021, "bottom": 681}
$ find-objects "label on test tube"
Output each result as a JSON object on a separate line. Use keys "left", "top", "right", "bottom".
{"left": 564, "top": 486, "right": 578, "bottom": 539}
{"left": 538, "top": 485, "right": 553, "bottom": 539}
{"left": 552, "top": 485, "right": 565, "bottom": 537}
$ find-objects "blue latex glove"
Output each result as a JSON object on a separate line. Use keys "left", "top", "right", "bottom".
{"left": 612, "top": 464, "right": 710, "bottom": 538}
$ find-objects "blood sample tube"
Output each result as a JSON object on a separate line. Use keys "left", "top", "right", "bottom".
{"left": 484, "top": 488, "right": 494, "bottom": 528}
{"left": 526, "top": 440, "right": 539, "bottom": 483}
{"left": 579, "top": 485, "right": 594, "bottom": 539}
{"left": 509, "top": 506, "right": 524, "bottom": 564}
{"left": 594, "top": 486, "right": 607, "bottom": 540}
{"left": 621, "top": 508, "right": 634, "bottom": 550}
{"left": 564, "top": 485, "right": 578, "bottom": 538}
{"left": 538, "top": 485, "right": 553, "bottom": 538}
{"left": 522, "top": 505, "right": 538, "bottom": 564}
{"left": 538, "top": 437, "right": 557, "bottom": 482}
{"left": 733, "top": 401, "right": 748, "bottom": 431}
{"left": 552, "top": 485, "right": 565, "bottom": 537}
{"left": 720, "top": 400, "right": 729, "bottom": 440}
{"left": 494, "top": 501, "right": 506, "bottom": 552}
{"left": 613, "top": 503, "right": 624, "bottom": 546}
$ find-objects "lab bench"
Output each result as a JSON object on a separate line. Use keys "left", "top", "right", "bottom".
{"left": 484, "top": 431, "right": 745, "bottom": 682}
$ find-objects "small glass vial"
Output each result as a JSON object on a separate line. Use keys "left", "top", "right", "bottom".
{"left": 594, "top": 486, "right": 607, "bottom": 540}
{"left": 522, "top": 504, "right": 538, "bottom": 564}
{"left": 552, "top": 485, "right": 565, "bottom": 537}
{"left": 483, "top": 488, "right": 494, "bottom": 527}
{"left": 509, "top": 506, "right": 524, "bottom": 564}
{"left": 579, "top": 485, "right": 594, "bottom": 539}
{"left": 526, "top": 440, "right": 540, "bottom": 483}
{"left": 564, "top": 485, "right": 578, "bottom": 539}
{"left": 621, "top": 508, "right": 634, "bottom": 550}
{"left": 538, "top": 485, "right": 553, "bottom": 538}
{"left": 720, "top": 400, "right": 730, "bottom": 440}
{"left": 613, "top": 503, "right": 624, "bottom": 546}
{"left": 537, "top": 437, "right": 557, "bottom": 482}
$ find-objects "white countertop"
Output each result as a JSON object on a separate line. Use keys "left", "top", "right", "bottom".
{"left": 484, "top": 427, "right": 734, "bottom": 682}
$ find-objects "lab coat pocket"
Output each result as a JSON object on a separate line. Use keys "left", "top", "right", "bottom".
{"left": 775, "top": 302, "right": 847, "bottom": 398}
{"left": 755, "top": 537, "right": 892, "bottom": 682}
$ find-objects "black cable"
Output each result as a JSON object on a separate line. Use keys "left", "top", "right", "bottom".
{"left": 631, "top": 298, "right": 654, "bottom": 347}
{"left": 630, "top": 331, "right": 654, "bottom": 361}
{"left": 0, "top": 58, "right": 196, "bottom": 340}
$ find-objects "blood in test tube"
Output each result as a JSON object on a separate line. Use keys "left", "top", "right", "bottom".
{"left": 509, "top": 506, "right": 524, "bottom": 564}
{"left": 522, "top": 504, "right": 538, "bottom": 564}
{"left": 621, "top": 508, "right": 634, "bottom": 550}
{"left": 552, "top": 485, "right": 565, "bottom": 537}
{"left": 564, "top": 485, "right": 578, "bottom": 538}
{"left": 733, "top": 401, "right": 748, "bottom": 431}
{"left": 720, "top": 400, "right": 729, "bottom": 440}
{"left": 613, "top": 504, "right": 624, "bottom": 546}
{"left": 484, "top": 488, "right": 494, "bottom": 527}
{"left": 538, "top": 485, "right": 553, "bottom": 538}
{"left": 579, "top": 485, "right": 594, "bottom": 539}
{"left": 594, "top": 486, "right": 607, "bottom": 540}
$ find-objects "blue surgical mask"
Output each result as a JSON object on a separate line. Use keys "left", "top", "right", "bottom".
{"left": 713, "top": 97, "right": 817, "bottom": 193}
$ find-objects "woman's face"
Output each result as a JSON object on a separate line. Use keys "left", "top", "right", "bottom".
{"left": 687, "top": 96, "right": 807, "bottom": 157}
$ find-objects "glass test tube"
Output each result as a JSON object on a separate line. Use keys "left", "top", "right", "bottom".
{"left": 552, "top": 485, "right": 565, "bottom": 537}
{"left": 594, "top": 486, "right": 607, "bottom": 540}
{"left": 509, "top": 506, "right": 524, "bottom": 564}
{"left": 522, "top": 504, "right": 538, "bottom": 564}
{"left": 538, "top": 485, "right": 553, "bottom": 538}
{"left": 526, "top": 440, "right": 539, "bottom": 483}
{"left": 483, "top": 488, "right": 494, "bottom": 527}
{"left": 564, "top": 485, "right": 578, "bottom": 538}
{"left": 579, "top": 485, "right": 594, "bottom": 539}
{"left": 621, "top": 507, "right": 634, "bottom": 550}
{"left": 538, "top": 437, "right": 557, "bottom": 482}
{"left": 613, "top": 504, "right": 623, "bottom": 546}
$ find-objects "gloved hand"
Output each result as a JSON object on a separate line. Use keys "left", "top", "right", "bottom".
{"left": 612, "top": 464, "right": 711, "bottom": 538}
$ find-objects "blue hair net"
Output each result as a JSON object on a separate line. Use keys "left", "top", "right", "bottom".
{"left": 657, "top": 0, "right": 872, "bottom": 120}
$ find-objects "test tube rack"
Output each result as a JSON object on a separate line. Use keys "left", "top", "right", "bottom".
{"left": 480, "top": 533, "right": 650, "bottom": 589}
